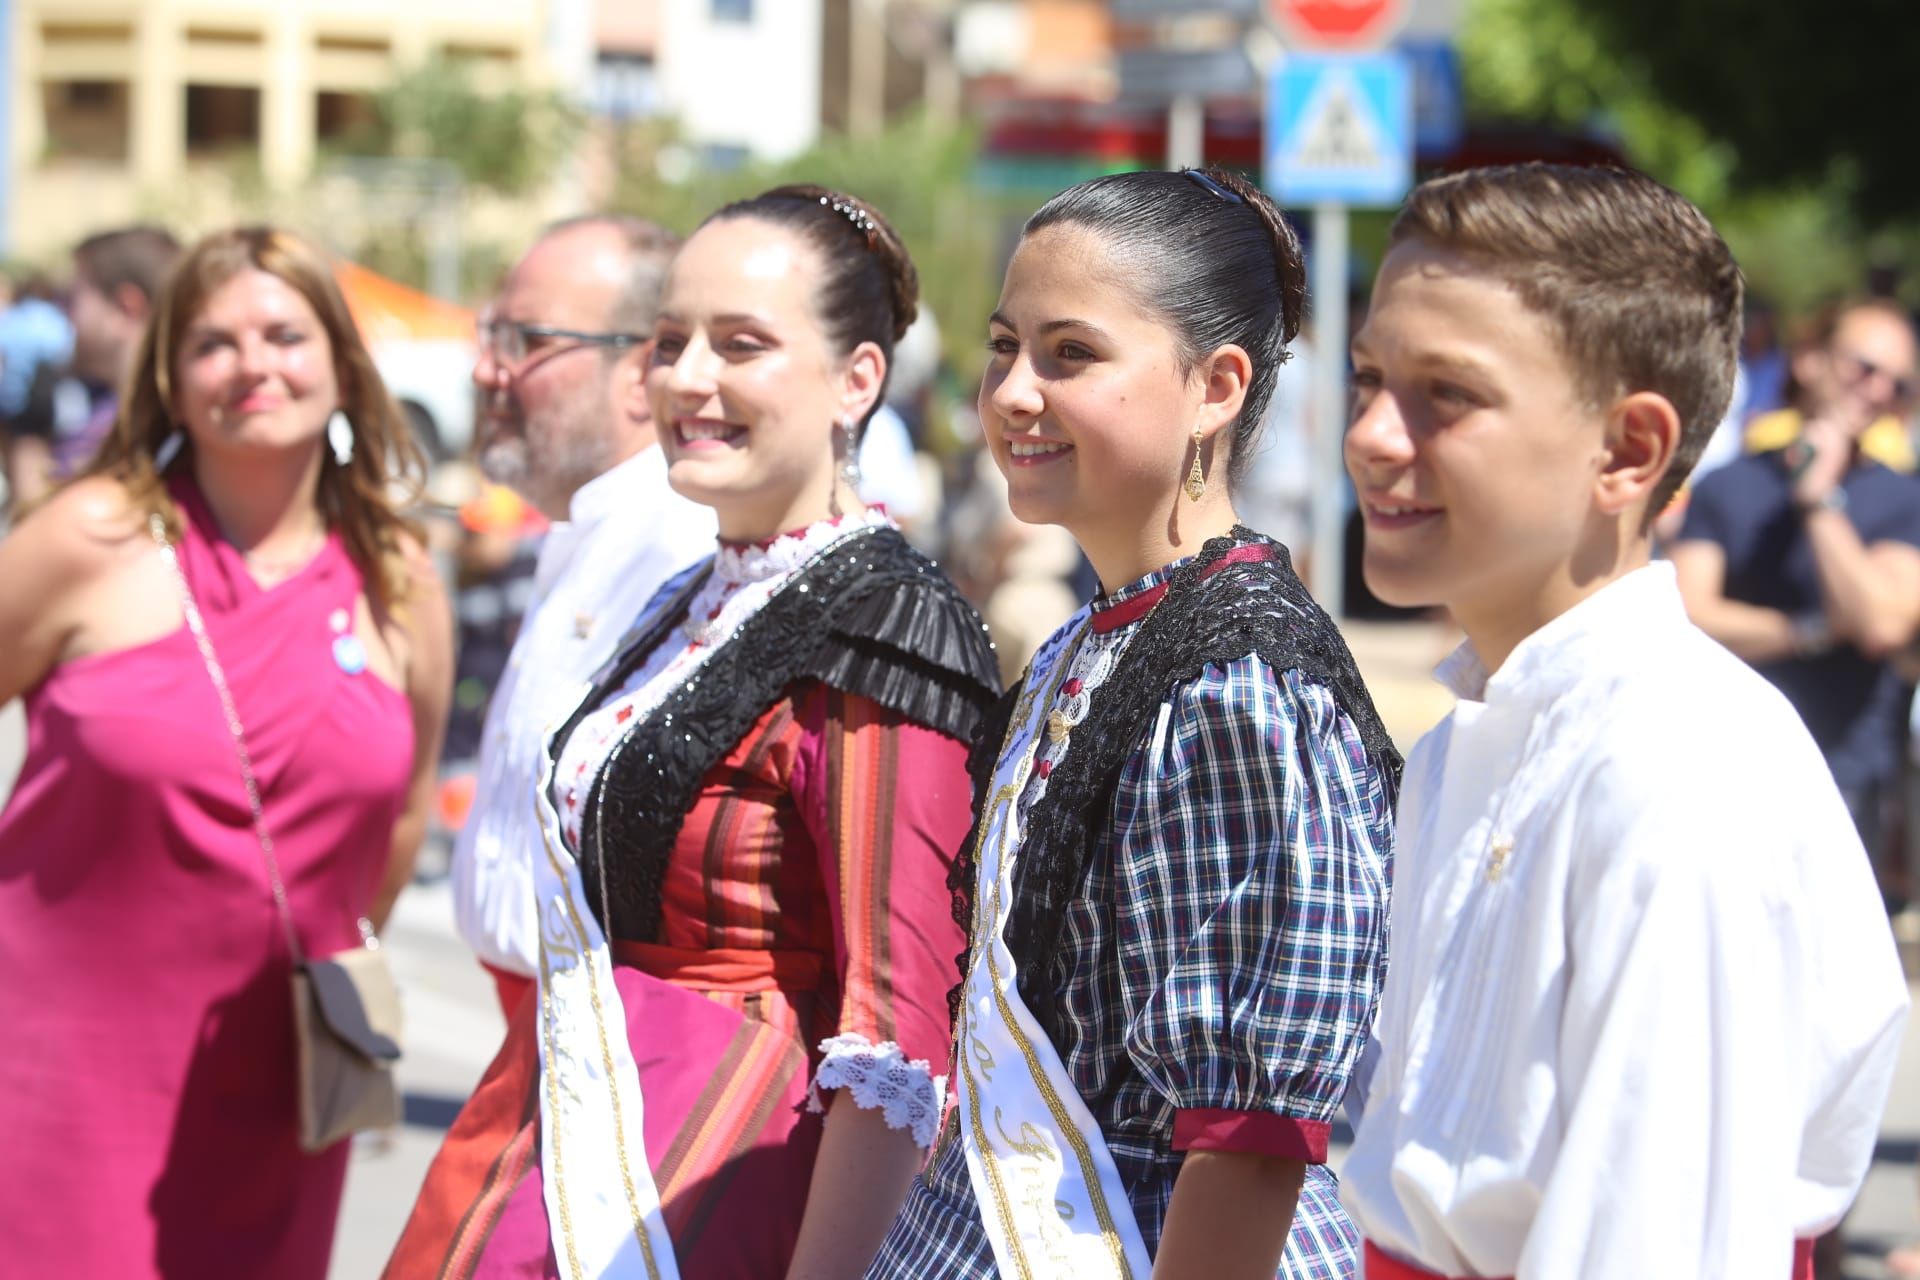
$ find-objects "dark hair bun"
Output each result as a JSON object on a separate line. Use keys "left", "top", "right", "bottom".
{"left": 712, "top": 184, "right": 919, "bottom": 348}
{"left": 1199, "top": 167, "right": 1306, "bottom": 347}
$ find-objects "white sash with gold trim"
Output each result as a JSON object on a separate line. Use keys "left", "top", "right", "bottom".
{"left": 953, "top": 612, "right": 1156, "bottom": 1280}
{"left": 530, "top": 734, "right": 681, "bottom": 1280}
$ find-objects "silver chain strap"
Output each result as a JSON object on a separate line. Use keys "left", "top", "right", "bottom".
{"left": 149, "top": 512, "right": 313, "bottom": 965}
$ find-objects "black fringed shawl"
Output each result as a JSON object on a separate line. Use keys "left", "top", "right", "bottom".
{"left": 551, "top": 525, "right": 1002, "bottom": 942}
{"left": 947, "top": 529, "right": 1402, "bottom": 1036}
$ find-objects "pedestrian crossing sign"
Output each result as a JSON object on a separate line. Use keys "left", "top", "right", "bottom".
{"left": 1266, "top": 52, "right": 1414, "bottom": 207}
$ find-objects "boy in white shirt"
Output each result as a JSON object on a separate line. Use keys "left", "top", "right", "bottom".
{"left": 1339, "top": 163, "right": 1910, "bottom": 1279}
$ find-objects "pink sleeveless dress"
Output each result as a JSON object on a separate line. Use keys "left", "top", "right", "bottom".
{"left": 0, "top": 479, "right": 415, "bottom": 1278}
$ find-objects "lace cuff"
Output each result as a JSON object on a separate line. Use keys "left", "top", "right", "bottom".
{"left": 806, "top": 1033, "right": 946, "bottom": 1149}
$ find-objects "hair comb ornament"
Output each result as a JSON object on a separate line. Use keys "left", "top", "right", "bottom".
{"left": 1183, "top": 170, "right": 1245, "bottom": 204}
{"left": 818, "top": 193, "right": 878, "bottom": 247}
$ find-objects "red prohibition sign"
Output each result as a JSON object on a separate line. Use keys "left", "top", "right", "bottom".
{"left": 1269, "top": 0, "right": 1409, "bottom": 48}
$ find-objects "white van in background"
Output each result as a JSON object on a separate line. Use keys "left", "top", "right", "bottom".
{"left": 371, "top": 335, "right": 477, "bottom": 463}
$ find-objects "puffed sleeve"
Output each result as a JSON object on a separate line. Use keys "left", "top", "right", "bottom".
{"left": 1113, "top": 657, "right": 1393, "bottom": 1163}
{"left": 791, "top": 685, "right": 974, "bottom": 1148}
{"left": 1519, "top": 762, "right": 1908, "bottom": 1278}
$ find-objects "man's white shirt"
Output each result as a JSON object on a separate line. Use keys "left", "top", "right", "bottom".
{"left": 452, "top": 446, "right": 715, "bottom": 977}
{"left": 1341, "top": 563, "right": 1909, "bottom": 1278}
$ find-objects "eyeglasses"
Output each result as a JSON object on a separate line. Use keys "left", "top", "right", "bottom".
{"left": 1836, "top": 350, "right": 1916, "bottom": 404}
{"left": 476, "top": 314, "right": 648, "bottom": 368}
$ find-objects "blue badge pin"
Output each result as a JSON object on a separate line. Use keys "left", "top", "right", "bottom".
{"left": 328, "top": 607, "right": 365, "bottom": 675}
{"left": 333, "top": 633, "right": 368, "bottom": 676}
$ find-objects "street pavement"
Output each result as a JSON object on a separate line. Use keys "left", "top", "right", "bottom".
{"left": 329, "top": 872, "right": 500, "bottom": 1279}
{"left": 2, "top": 614, "right": 1917, "bottom": 1277}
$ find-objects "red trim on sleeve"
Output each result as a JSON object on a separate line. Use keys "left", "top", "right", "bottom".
{"left": 1363, "top": 1241, "right": 1505, "bottom": 1280}
{"left": 1171, "top": 1108, "right": 1329, "bottom": 1162}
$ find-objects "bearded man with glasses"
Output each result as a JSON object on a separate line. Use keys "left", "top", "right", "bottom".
{"left": 1675, "top": 299, "right": 1920, "bottom": 936}
{"left": 455, "top": 215, "right": 716, "bottom": 1017}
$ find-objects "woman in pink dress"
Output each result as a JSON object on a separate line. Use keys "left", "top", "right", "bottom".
{"left": 0, "top": 226, "right": 453, "bottom": 1278}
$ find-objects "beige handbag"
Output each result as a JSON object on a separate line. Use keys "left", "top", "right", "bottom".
{"left": 289, "top": 933, "right": 405, "bottom": 1148}
{"left": 152, "top": 514, "right": 405, "bottom": 1151}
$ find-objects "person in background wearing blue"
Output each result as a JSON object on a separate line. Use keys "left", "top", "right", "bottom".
{"left": 4, "top": 226, "right": 180, "bottom": 517}
{"left": 0, "top": 269, "right": 73, "bottom": 518}
{"left": 1674, "top": 297, "right": 1920, "bottom": 929}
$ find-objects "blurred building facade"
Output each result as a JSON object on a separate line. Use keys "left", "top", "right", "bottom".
{"left": 5, "top": 0, "right": 992, "bottom": 261}
{"left": 7, "top": 0, "right": 550, "bottom": 258}
{"left": 591, "top": 0, "right": 970, "bottom": 165}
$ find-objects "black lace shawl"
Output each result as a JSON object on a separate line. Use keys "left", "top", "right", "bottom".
{"left": 947, "top": 528, "right": 1402, "bottom": 1034}
{"left": 552, "top": 525, "right": 1002, "bottom": 942}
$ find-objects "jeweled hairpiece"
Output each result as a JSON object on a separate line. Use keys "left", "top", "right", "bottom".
{"left": 1184, "top": 170, "right": 1245, "bottom": 204}
{"left": 818, "top": 193, "right": 878, "bottom": 248}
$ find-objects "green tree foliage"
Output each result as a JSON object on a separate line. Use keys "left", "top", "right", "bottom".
{"left": 1576, "top": 0, "right": 1918, "bottom": 228}
{"left": 1459, "top": 0, "right": 1918, "bottom": 315}
{"left": 339, "top": 55, "right": 582, "bottom": 197}
{"left": 1459, "top": 0, "right": 1736, "bottom": 205}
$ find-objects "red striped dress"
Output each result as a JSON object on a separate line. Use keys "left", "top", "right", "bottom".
{"left": 385, "top": 682, "right": 971, "bottom": 1278}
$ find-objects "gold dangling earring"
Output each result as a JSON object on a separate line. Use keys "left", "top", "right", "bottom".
{"left": 1184, "top": 425, "right": 1207, "bottom": 502}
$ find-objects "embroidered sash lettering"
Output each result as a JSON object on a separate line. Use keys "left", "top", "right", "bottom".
{"left": 953, "top": 613, "right": 1155, "bottom": 1280}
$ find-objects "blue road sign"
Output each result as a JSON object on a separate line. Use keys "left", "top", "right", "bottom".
{"left": 1401, "top": 39, "right": 1464, "bottom": 155}
{"left": 1265, "top": 52, "right": 1413, "bottom": 208}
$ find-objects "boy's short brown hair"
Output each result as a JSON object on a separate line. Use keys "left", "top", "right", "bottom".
{"left": 1388, "top": 164, "right": 1743, "bottom": 512}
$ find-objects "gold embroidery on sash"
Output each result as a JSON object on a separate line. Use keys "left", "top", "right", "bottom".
{"left": 933, "top": 647, "right": 1062, "bottom": 1169}
{"left": 981, "top": 846, "right": 1133, "bottom": 1277}
{"left": 538, "top": 936, "right": 585, "bottom": 1280}
{"left": 954, "top": 626, "right": 1135, "bottom": 1277}
{"left": 537, "top": 791, "right": 666, "bottom": 1280}
{"left": 959, "top": 991, "right": 1037, "bottom": 1280}
{"left": 972, "top": 1032, "right": 999, "bottom": 1085}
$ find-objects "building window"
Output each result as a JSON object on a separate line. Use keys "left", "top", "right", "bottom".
{"left": 712, "top": 0, "right": 755, "bottom": 23}
{"left": 591, "top": 54, "right": 660, "bottom": 122}
{"left": 316, "top": 92, "right": 377, "bottom": 144}
{"left": 443, "top": 41, "right": 518, "bottom": 67}
{"left": 185, "top": 84, "right": 261, "bottom": 156}
{"left": 41, "top": 80, "right": 130, "bottom": 162}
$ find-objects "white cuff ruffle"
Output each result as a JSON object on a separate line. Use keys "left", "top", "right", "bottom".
{"left": 806, "top": 1033, "right": 946, "bottom": 1149}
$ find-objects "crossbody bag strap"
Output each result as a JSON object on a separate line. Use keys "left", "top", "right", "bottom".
{"left": 149, "top": 512, "right": 310, "bottom": 967}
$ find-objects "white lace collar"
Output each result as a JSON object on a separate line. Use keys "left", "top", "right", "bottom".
{"left": 712, "top": 507, "right": 894, "bottom": 586}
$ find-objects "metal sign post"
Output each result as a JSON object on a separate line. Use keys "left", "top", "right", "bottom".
{"left": 1309, "top": 203, "right": 1349, "bottom": 613}
{"left": 1167, "top": 92, "right": 1206, "bottom": 168}
{"left": 1266, "top": 52, "right": 1412, "bottom": 613}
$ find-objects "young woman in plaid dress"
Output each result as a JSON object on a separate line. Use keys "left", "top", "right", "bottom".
{"left": 864, "top": 168, "right": 1399, "bottom": 1280}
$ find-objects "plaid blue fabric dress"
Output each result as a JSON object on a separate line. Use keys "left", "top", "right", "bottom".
{"left": 867, "top": 557, "right": 1394, "bottom": 1279}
